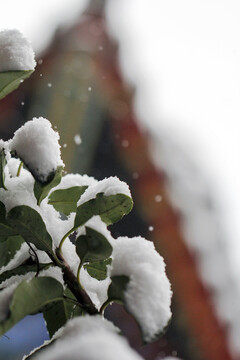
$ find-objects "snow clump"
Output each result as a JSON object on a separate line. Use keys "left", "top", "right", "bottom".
{"left": 27, "top": 316, "right": 144, "bottom": 360}
{"left": 77, "top": 176, "right": 131, "bottom": 207}
{"left": 0, "top": 29, "right": 36, "bottom": 72}
{"left": 9, "top": 117, "right": 64, "bottom": 183}
{"left": 110, "top": 236, "right": 172, "bottom": 342}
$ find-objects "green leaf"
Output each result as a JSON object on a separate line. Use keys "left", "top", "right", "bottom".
{"left": 0, "top": 263, "right": 51, "bottom": 285}
{"left": 84, "top": 258, "right": 112, "bottom": 280}
{"left": 34, "top": 166, "right": 63, "bottom": 205}
{"left": 0, "top": 70, "right": 34, "bottom": 100}
{"left": 7, "top": 205, "right": 53, "bottom": 255}
{"left": 108, "top": 275, "right": 129, "bottom": 304}
{"left": 0, "top": 277, "right": 64, "bottom": 336}
{"left": 0, "top": 217, "right": 19, "bottom": 243}
{"left": 43, "top": 288, "right": 83, "bottom": 338}
{"left": 0, "top": 149, "right": 7, "bottom": 190}
{"left": 0, "top": 202, "right": 6, "bottom": 222}
{"left": 76, "top": 227, "right": 112, "bottom": 264}
{"left": 0, "top": 235, "right": 24, "bottom": 269}
{"left": 74, "top": 193, "right": 133, "bottom": 227}
{"left": 48, "top": 186, "right": 88, "bottom": 215}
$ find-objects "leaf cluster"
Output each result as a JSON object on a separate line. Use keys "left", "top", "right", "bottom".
{"left": 0, "top": 144, "right": 138, "bottom": 350}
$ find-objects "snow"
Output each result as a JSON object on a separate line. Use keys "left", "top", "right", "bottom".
{"left": 0, "top": 267, "right": 64, "bottom": 324}
{"left": 0, "top": 151, "right": 75, "bottom": 251}
{"left": 53, "top": 315, "right": 119, "bottom": 339}
{"left": 77, "top": 176, "right": 131, "bottom": 207}
{"left": 38, "top": 267, "right": 65, "bottom": 288}
{"left": 0, "top": 243, "right": 29, "bottom": 275}
{"left": 61, "top": 228, "right": 111, "bottom": 310}
{"left": 74, "top": 134, "right": 81, "bottom": 145}
{"left": 0, "top": 29, "right": 36, "bottom": 72}
{"left": 80, "top": 266, "right": 111, "bottom": 310}
{"left": 39, "top": 200, "right": 75, "bottom": 249}
{"left": 50, "top": 173, "right": 97, "bottom": 192}
{"left": 0, "top": 162, "right": 37, "bottom": 213}
{"left": 109, "top": 236, "right": 172, "bottom": 342}
{"left": 0, "top": 266, "right": 64, "bottom": 291}
{"left": 9, "top": 117, "right": 64, "bottom": 183}
{"left": 29, "top": 316, "right": 143, "bottom": 360}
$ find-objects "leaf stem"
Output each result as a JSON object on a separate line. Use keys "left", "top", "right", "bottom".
{"left": 16, "top": 161, "right": 23, "bottom": 177}
{"left": 58, "top": 226, "right": 76, "bottom": 253}
{"left": 100, "top": 299, "right": 115, "bottom": 314}
{"left": 55, "top": 250, "right": 98, "bottom": 315}
{"left": 77, "top": 256, "right": 85, "bottom": 285}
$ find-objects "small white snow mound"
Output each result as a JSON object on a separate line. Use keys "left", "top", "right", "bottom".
{"left": 32, "top": 316, "right": 143, "bottom": 360}
{"left": 54, "top": 315, "right": 119, "bottom": 340}
{"left": 51, "top": 173, "right": 98, "bottom": 192}
{"left": 0, "top": 29, "right": 36, "bottom": 72}
{"left": 77, "top": 176, "right": 131, "bottom": 207}
{"left": 9, "top": 117, "right": 64, "bottom": 183}
{"left": 110, "top": 236, "right": 172, "bottom": 342}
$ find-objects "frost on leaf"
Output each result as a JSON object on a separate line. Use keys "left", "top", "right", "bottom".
{"left": 109, "top": 236, "right": 172, "bottom": 343}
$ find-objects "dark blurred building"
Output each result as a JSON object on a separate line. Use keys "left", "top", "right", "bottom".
{"left": 0, "top": 1, "right": 236, "bottom": 360}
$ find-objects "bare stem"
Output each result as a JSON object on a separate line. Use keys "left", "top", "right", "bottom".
{"left": 55, "top": 249, "right": 98, "bottom": 315}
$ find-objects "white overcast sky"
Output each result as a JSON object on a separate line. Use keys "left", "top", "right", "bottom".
{"left": 1, "top": 0, "right": 240, "bottom": 276}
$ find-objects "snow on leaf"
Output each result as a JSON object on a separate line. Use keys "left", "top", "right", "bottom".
{"left": 84, "top": 258, "right": 112, "bottom": 281}
{"left": 24, "top": 316, "right": 143, "bottom": 360}
{"left": 0, "top": 29, "right": 36, "bottom": 99}
{"left": 0, "top": 277, "right": 64, "bottom": 336}
{"left": 0, "top": 263, "right": 50, "bottom": 286}
{"left": 0, "top": 235, "right": 24, "bottom": 270}
{"left": 9, "top": 118, "right": 64, "bottom": 183}
{"left": 77, "top": 176, "right": 131, "bottom": 206}
{"left": 76, "top": 226, "right": 112, "bottom": 264}
{"left": 34, "top": 166, "right": 63, "bottom": 205}
{"left": 74, "top": 193, "right": 133, "bottom": 227}
{"left": 48, "top": 185, "right": 87, "bottom": 215}
{"left": 109, "top": 236, "right": 172, "bottom": 343}
{"left": 0, "top": 29, "right": 36, "bottom": 72}
{"left": 7, "top": 205, "right": 53, "bottom": 255}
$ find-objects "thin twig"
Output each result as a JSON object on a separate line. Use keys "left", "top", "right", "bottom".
{"left": 26, "top": 241, "right": 40, "bottom": 277}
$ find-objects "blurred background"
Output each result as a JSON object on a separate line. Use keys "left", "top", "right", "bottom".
{"left": 0, "top": 0, "right": 240, "bottom": 359}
